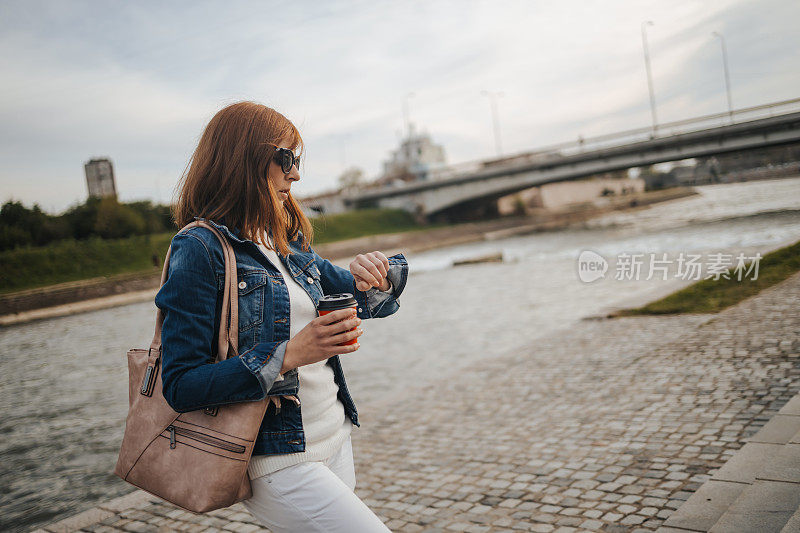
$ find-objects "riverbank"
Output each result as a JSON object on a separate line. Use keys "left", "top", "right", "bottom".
{"left": 35, "top": 265, "right": 800, "bottom": 532}
{"left": 614, "top": 238, "right": 800, "bottom": 316}
{"left": 0, "top": 186, "right": 696, "bottom": 326}
{"left": 0, "top": 208, "right": 421, "bottom": 296}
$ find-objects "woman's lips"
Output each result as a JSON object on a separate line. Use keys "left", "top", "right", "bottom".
{"left": 279, "top": 191, "right": 289, "bottom": 199}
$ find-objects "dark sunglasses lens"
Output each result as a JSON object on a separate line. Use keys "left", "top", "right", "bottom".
{"left": 273, "top": 147, "right": 299, "bottom": 173}
{"left": 278, "top": 150, "right": 290, "bottom": 173}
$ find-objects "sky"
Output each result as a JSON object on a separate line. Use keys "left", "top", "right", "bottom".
{"left": 1, "top": 0, "right": 799, "bottom": 214}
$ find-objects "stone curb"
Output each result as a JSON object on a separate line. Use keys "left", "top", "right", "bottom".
{"left": 658, "top": 393, "right": 800, "bottom": 532}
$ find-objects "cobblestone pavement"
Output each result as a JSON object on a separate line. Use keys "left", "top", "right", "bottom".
{"left": 346, "top": 272, "right": 800, "bottom": 532}
{"left": 37, "top": 272, "right": 800, "bottom": 532}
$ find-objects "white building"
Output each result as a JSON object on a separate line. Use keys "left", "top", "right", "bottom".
{"left": 85, "top": 158, "right": 117, "bottom": 199}
{"left": 301, "top": 126, "right": 448, "bottom": 215}
{"left": 379, "top": 124, "right": 447, "bottom": 185}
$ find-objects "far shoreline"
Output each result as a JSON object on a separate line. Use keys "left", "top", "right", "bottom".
{"left": 0, "top": 186, "right": 697, "bottom": 326}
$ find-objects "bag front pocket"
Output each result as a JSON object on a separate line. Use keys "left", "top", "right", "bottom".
{"left": 163, "top": 424, "right": 246, "bottom": 454}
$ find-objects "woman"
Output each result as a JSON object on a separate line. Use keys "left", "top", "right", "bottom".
{"left": 154, "top": 101, "right": 407, "bottom": 532}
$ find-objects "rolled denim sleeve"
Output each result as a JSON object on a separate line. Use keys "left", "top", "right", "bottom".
{"left": 314, "top": 249, "right": 408, "bottom": 319}
{"left": 238, "top": 340, "right": 287, "bottom": 393}
{"left": 155, "top": 232, "right": 284, "bottom": 413}
{"left": 364, "top": 260, "right": 404, "bottom": 316}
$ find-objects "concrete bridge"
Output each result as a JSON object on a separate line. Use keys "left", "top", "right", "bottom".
{"left": 305, "top": 98, "right": 800, "bottom": 221}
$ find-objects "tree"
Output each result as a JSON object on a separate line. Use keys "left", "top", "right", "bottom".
{"left": 0, "top": 223, "right": 31, "bottom": 250}
{"left": 93, "top": 197, "right": 146, "bottom": 239}
{"left": 0, "top": 196, "right": 173, "bottom": 250}
{"left": 338, "top": 167, "right": 365, "bottom": 192}
{"left": 62, "top": 196, "right": 102, "bottom": 239}
{"left": 0, "top": 200, "right": 54, "bottom": 249}
{"left": 126, "top": 199, "right": 175, "bottom": 233}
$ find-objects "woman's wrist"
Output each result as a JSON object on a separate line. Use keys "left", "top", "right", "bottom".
{"left": 280, "top": 339, "right": 298, "bottom": 374}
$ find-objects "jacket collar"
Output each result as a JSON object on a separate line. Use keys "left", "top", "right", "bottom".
{"left": 191, "top": 216, "right": 307, "bottom": 261}
{"left": 192, "top": 215, "right": 252, "bottom": 245}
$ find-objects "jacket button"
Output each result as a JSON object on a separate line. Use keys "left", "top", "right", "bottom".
{"left": 357, "top": 307, "right": 362, "bottom": 313}
{"left": 238, "top": 281, "right": 247, "bottom": 289}
{"left": 306, "top": 276, "right": 314, "bottom": 284}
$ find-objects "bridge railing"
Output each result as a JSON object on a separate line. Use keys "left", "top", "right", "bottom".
{"left": 427, "top": 96, "right": 800, "bottom": 182}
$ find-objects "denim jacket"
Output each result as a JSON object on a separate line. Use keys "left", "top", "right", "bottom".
{"left": 154, "top": 216, "right": 408, "bottom": 456}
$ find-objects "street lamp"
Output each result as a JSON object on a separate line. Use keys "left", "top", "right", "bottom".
{"left": 481, "top": 90, "right": 504, "bottom": 156}
{"left": 712, "top": 31, "right": 734, "bottom": 123}
{"left": 641, "top": 20, "right": 658, "bottom": 136}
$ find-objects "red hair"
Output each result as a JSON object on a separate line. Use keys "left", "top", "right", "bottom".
{"left": 173, "top": 101, "right": 313, "bottom": 254}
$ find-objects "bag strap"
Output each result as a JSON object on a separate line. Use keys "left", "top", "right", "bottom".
{"left": 148, "top": 220, "right": 239, "bottom": 367}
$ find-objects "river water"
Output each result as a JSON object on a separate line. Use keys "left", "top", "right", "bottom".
{"left": 2, "top": 177, "right": 799, "bottom": 532}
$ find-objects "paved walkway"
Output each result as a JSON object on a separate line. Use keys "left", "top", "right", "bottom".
{"left": 659, "top": 393, "right": 800, "bottom": 531}
{"left": 36, "top": 272, "right": 800, "bottom": 532}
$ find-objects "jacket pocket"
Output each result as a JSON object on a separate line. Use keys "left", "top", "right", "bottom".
{"left": 236, "top": 270, "right": 267, "bottom": 333}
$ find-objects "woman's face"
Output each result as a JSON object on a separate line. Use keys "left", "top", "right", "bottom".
{"left": 266, "top": 139, "right": 301, "bottom": 204}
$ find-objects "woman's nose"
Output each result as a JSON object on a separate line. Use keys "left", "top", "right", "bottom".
{"left": 287, "top": 166, "right": 300, "bottom": 182}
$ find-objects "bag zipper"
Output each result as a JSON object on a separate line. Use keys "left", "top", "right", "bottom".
{"left": 167, "top": 425, "right": 246, "bottom": 454}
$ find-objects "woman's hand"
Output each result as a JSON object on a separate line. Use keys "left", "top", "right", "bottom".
{"left": 350, "top": 251, "right": 391, "bottom": 292}
{"left": 281, "top": 308, "right": 363, "bottom": 373}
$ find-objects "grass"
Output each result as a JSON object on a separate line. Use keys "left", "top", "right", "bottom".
{"left": 616, "top": 238, "right": 800, "bottom": 315}
{"left": 0, "top": 233, "right": 174, "bottom": 294}
{"left": 0, "top": 208, "right": 427, "bottom": 294}
{"left": 310, "top": 208, "right": 421, "bottom": 243}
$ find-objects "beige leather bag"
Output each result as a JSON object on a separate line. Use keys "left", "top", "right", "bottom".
{"left": 114, "top": 220, "right": 269, "bottom": 513}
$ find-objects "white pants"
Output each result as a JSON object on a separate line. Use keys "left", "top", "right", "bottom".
{"left": 241, "top": 437, "right": 391, "bottom": 532}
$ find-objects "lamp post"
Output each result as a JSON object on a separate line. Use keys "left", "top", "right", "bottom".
{"left": 712, "top": 31, "right": 734, "bottom": 123}
{"left": 481, "top": 90, "right": 504, "bottom": 156}
{"left": 641, "top": 20, "right": 658, "bottom": 136}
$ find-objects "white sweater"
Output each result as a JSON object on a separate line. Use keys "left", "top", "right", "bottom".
{"left": 247, "top": 237, "right": 352, "bottom": 478}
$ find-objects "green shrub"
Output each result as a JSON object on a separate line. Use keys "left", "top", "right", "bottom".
{"left": 93, "top": 197, "right": 147, "bottom": 238}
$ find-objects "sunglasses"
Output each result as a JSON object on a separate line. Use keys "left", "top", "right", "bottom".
{"left": 265, "top": 142, "right": 301, "bottom": 174}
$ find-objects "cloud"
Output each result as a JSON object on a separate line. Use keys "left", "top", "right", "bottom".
{"left": 1, "top": 0, "right": 798, "bottom": 213}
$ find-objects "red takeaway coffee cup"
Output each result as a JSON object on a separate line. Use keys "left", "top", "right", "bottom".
{"left": 316, "top": 293, "right": 359, "bottom": 346}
